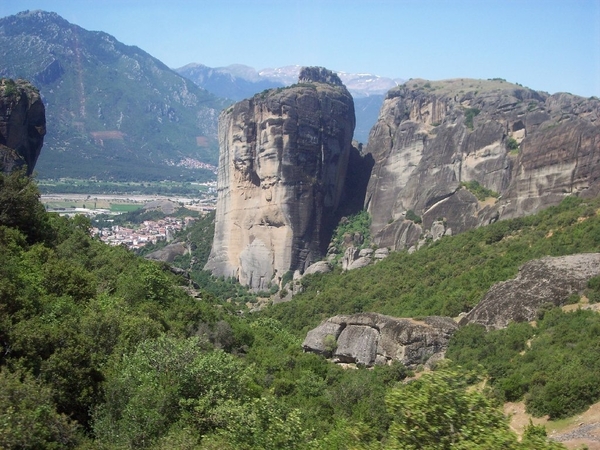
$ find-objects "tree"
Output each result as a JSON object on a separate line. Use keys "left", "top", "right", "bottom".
{"left": 93, "top": 336, "right": 251, "bottom": 448}
{"left": 383, "top": 367, "right": 564, "bottom": 449}
{"left": 0, "top": 170, "right": 51, "bottom": 244}
{"left": 0, "top": 368, "right": 81, "bottom": 449}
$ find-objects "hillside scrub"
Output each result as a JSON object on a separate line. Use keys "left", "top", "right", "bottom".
{"left": 447, "top": 308, "right": 600, "bottom": 419}
{"left": 0, "top": 171, "right": 573, "bottom": 448}
{"left": 261, "top": 195, "right": 600, "bottom": 334}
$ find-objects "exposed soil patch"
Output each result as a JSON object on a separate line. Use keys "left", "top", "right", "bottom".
{"left": 505, "top": 401, "right": 600, "bottom": 449}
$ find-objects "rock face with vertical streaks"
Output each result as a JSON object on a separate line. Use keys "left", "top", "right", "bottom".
{"left": 205, "top": 67, "right": 355, "bottom": 290}
{"left": 0, "top": 78, "right": 46, "bottom": 175}
{"left": 365, "top": 78, "right": 600, "bottom": 251}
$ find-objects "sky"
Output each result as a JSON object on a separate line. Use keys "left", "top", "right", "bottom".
{"left": 1, "top": 0, "right": 599, "bottom": 97}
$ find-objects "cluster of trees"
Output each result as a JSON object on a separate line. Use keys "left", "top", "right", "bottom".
{"left": 448, "top": 307, "right": 600, "bottom": 419}
{"left": 0, "top": 170, "right": 582, "bottom": 448}
{"left": 262, "top": 196, "right": 600, "bottom": 334}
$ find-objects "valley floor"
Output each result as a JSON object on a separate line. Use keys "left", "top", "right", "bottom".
{"left": 41, "top": 193, "right": 215, "bottom": 215}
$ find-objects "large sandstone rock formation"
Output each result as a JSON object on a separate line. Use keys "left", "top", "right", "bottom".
{"left": 0, "top": 78, "right": 46, "bottom": 175}
{"left": 461, "top": 253, "right": 600, "bottom": 330}
{"left": 302, "top": 312, "right": 457, "bottom": 368}
{"left": 205, "top": 67, "right": 356, "bottom": 290}
{"left": 365, "top": 78, "right": 600, "bottom": 251}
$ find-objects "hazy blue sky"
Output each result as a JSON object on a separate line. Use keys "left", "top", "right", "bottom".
{"left": 1, "top": 0, "right": 599, "bottom": 97}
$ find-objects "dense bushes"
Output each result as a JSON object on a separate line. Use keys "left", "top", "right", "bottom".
{"left": 261, "top": 196, "right": 600, "bottom": 334}
{"left": 447, "top": 308, "right": 600, "bottom": 418}
{"left": 0, "top": 171, "right": 578, "bottom": 448}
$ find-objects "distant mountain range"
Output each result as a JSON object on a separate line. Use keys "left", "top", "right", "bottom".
{"left": 176, "top": 64, "right": 404, "bottom": 143}
{"left": 0, "top": 10, "right": 228, "bottom": 181}
{"left": 0, "top": 10, "right": 404, "bottom": 181}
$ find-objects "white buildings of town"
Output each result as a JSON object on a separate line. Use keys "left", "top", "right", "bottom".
{"left": 93, "top": 216, "right": 195, "bottom": 250}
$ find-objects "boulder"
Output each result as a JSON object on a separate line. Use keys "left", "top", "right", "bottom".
{"left": 145, "top": 241, "right": 188, "bottom": 263}
{"left": 373, "top": 247, "right": 390, "bottom": 260}
{"left": 461, "top": 253, "right": 600, "bottom": 329}
{"left": 303, "top": 261, "right": 332, "bottom": 276}
{"left": 341, "top": 246, "right": 360, "bottom": 270}
{"left": 347, "top": 257, "right": 371, "bottom": 270}
{"left": 303, "top": 312, "right": 458, "bottom": 368}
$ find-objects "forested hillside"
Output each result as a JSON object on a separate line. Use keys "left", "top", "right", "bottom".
{"left": 0, "top": 169, "right": 585, "bottom": 448}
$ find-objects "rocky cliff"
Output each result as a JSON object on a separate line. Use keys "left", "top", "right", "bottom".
{"left": 302, "top": 312, "right": 457, "bottom": 368}
{"left": 365, "top": 78, "right": 600, "bottom": 251}
{"left": 204, "top": 67, "right": 356, "bottom": 290}
{"left": 0, "top": 78, "right": 46, "bottom": 175}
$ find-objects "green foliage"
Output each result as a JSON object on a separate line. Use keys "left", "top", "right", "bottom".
{"left": 460, "top": 180, "right": 500, "bottom": 201}
{"left": 201, "top": 397, "right": 310, "bottom": 449}
{"left": 381, "top": 366, "right": 564, "bottom": 449}
{"left": 0, "top": 367, "right": 81, "bottom": 449}
{"left": 93, "top": 336, "right": 252, "bottom": 448}
{"left": 0, "top": 170, "right": 52, "bottom": 244}
{"left": 0, "top": 173, "right": 228, "bottom": 432}
{"left": 585, "top": 275, "right": 600, "bottom": 303}
{"left": 260, "top": 195, "right": 600, "bottom": 333}
{"left": 330, "top": 210, "right": 372, "bottom": 252}
{"left": 405, "top": 209, "right": 422, "bottom": 224}
{"left": 1, "top": 78, "right": 19, "bottom": 97}
{"left": 506, "top": 136, "right": 520, "bottom": 153}
{"left": 464, "top": 107, "right": 481, "bottom": 130}
{"left": 448, "top": 308, "right": 600, "bottom": 419}
{"left": 0, "top": 171, "right": 590, "bottom": 448}
{"left": 384, "top": 368, "right": 520, "bottom": 449}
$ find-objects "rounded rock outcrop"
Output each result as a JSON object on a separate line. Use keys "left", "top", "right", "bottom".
{"left": 302, "top": 312, "right": 458, "bottom": 368}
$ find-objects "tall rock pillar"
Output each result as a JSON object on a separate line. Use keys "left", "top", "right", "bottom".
{"left": 205, "top": 67, "right": 355, "bottom": 290}
{"left": 0, "top": 79, "right": 46, "bottom": 175}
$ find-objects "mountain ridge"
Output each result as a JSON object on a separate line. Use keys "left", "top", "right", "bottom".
{"left": 0, "top": 10, "right": 229, "bottom": 181}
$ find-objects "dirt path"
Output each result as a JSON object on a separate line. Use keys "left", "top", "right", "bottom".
{"left": 505, "top": 401, "right": 600, "bottom": 449}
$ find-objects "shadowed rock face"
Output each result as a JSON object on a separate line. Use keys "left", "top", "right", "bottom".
{"left": 461, "top": 254, "right": 600, "bottom": 330}
{"left": 0, "top": 79, "right": 46, "bottom": 175}
{"left": 302, "top": 312, "right": 458, "bottom": 368}
{"left": 365, "top": 79, "right": 600, "bottom": 251}
{"left": 205, "top": 67, "right": 355, "bottom": 290}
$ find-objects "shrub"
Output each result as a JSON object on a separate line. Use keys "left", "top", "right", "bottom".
{"left": 461, "top": 180, "right": 499, "bottom": 201}
{"left": 405, "top": 209, "right": 422, "bottom": 224}
{"left": 464, "top": 107, "right": 480, "bottom": 130}
{"left": 506, "top": 137, "right": 519, "bottom": 153}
